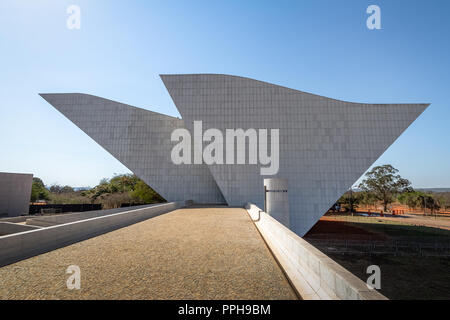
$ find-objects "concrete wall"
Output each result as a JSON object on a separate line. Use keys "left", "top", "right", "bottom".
{"left": 25, "top": 203, "right": 167, "bottom": 227}
{"left": 0, "top": 202, "right": 182, "bottom": 267}
{"left": 40, "top": 93, "right": 225, "bottom": 204}
{"left": 0, "top": 216, "right": 28, "bottom": 223}
{"left": 246, "top": 203, "right": 387, "bottom": 300}
{"left": 0, "top": 222, "right": 41, "bottom": 236}
{"left": 0, "top": 172, "right": 33, "bottom": 217}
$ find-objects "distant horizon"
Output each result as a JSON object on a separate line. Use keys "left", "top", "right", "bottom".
{"left": 21, "top": 171, "right": 450, "bottom": 191}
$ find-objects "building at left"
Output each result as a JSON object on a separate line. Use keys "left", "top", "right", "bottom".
{"left": 0, "top": 172, "right": 33, "bottom": 217}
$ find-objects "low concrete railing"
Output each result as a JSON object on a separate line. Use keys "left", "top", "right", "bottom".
{"left": 0, "top": 222, "right": 41, "bottom": 236}
{"left": 0, "top": 202, "right": 182, "bottom": 267}
{"left": 246, "top": 203, "right": 387, "bottom": 300}
{"left": 25, "top": 204, "right": 165, "bottom": 227}
{"left": 0, "top": 216, "right": 28, "bottom": 223}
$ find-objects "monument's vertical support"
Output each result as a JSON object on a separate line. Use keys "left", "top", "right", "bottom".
{"left": 264, "top": 178, "right": 289, "bottom": 227}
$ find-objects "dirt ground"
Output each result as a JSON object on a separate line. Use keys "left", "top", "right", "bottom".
{"left": 329, "top": 254, "right": 450, "bottom": 300}
{"left": 305, "top": 219, "right": 387, "bottom": 241}
{"left": 305, "top": 215, "right": 450, "bottom": 299}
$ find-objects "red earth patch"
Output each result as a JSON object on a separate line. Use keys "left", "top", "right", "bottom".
{"left": 304, "top": 219, "right": 387, "bottom": 241}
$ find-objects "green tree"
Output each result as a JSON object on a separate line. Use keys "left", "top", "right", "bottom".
{"left": 109, "top": 174, "right": 139, "bottom": 192}
{"left": 398, "top": 191, "right": 440, "bottom": 214}
{"left": 417, "top": 193, "right": 440, "bottom": 214}
{"left": 131, "top": 180, "right": 164, "bottom": 204}
{"left": 43, "top": 174, "right": 165, "bottom": 208}
{"left": 338, "top": 190, "right": 361, "bottom": 214}
{"left": 84, "top": 174, "right": 164, "bottom": 207}
{"left": 359, "top": 164, "right": 411, "bottom": 212}
{"left": 30, "top": 177, "right": 50, "bottom": 202}
{"left": 360, "top": 191, "right": 378, "bottom": 208}
{"left": 49, "top": 184, "right": 74, "bottom": 194}
{"left": 398, "top": 191, "right": 421, "bottom": 209}
{"left": 436, "top": 193, "right": 450, "bottom": 211}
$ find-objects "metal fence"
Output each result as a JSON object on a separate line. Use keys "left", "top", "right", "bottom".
{"left": 29, "top": 204, "right": 102, "bottom": 215}
{"left": 307, "top": 239, "right": 450, "bottom": 257}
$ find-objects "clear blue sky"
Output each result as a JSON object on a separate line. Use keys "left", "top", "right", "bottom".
{"left": 0, "top": 0, "right": 449, "bottom": 188}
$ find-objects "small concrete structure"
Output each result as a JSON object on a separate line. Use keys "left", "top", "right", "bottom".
{"left": 246, "top": 203, "right": 387, "bottom": 300}
{"left": 0, "top": 172, "right": 33, "bottom": 217}
{"left": 25, "top": 204, "right": 163, "bottom": 227}
{"left": 0, "top": 222, "right": 41, "bottom": 236}
{"left": 264, "top": 178, "right": 289, "bottom": 227}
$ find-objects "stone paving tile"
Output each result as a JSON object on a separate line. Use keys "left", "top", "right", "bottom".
{"left": 0, "top": 207, "right": 297, "bottom": 300}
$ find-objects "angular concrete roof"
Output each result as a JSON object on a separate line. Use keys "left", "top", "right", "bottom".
{"left": 161, "top": 74, "right": 428, "bottom": 236}
{"left": 41, "top": 74, "right": 429, "bottom": 236}
{"left": 40, "top": 93, "right": 225, "bottom": 204}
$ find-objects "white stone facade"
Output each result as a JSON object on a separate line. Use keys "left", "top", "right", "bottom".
{"left": 41, "top": 74, "right": 428, "bottom": 236}
{"left": 40, "top": 93, "right": 225, "bottom": 204}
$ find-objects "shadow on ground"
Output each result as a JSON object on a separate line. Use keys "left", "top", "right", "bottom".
{"left": 305, "top": 218, "right": 450, "bottom": 299}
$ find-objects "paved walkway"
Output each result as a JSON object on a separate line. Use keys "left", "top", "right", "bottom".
{"left": 0, "top": 207, "right": 297, "bottom": 299}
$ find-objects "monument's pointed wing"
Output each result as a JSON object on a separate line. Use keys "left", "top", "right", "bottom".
{"left": 161, "top": 74, "right": 429, "bottom": 236}
{"left": 40, "top": 93, "right": 225, "bottom": 204}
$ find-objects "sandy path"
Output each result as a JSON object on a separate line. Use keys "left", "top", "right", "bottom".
{"left": 0, "top": 207, "right": 297, "bottom": 300}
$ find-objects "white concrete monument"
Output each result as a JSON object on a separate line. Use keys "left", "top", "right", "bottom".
{"left": 264, "top": 178, "right": 289, "bottom": 227}
{"left": 41, "top": 74, "right": 429, "bottom": 236}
